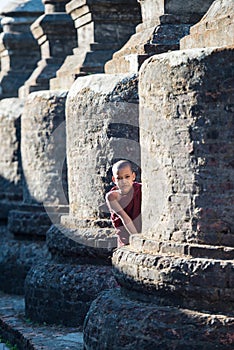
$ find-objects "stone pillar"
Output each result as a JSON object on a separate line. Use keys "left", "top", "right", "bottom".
{"left": 0, "top": 0, "right": 44, "bottom": 221}
{"left": 0, "top": 0, "right": 43, "bottom": 99}
{"left": 105, "top": 0, "right": 215, "bottom": 73}
{"left": 19, "top": 0, "right": 77, "bottom": 98}
{"left": 50, "top": 0, "right": 141, "bottom": 90}
{"left": 62, "top": 73, "right": 140, "bottom": 246}
{"left": 0, "top": 2, "right": 53, "bottom": 295}
{"left": 8, "top": 90, "right": 69, "bottom": 239}
{"left": 0, "top": 98, "right": 23, "bottom": 221}
{"left": 24, "top": 72, "right": 140, "bottom": 326}
{"left": 83, "top": 1, "right": 234, "bottom": 348}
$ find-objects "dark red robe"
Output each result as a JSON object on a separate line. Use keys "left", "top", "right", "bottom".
{"left": 108, "top": 182, "right": 142, "bottom": 247}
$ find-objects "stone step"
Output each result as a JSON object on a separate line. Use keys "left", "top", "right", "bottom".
{"left": 0, "top": 292, "right": 83, "bottom": 350}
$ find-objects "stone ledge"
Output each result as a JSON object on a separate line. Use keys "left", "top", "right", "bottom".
{"left": 112, "top": 248, "right": 234, "bottom": 315}
{"left": 46, "top": 224, "right": 117, "bottom": 263}
{"left": 0, "top": 292, "right": 83, "bottom": 350}
{"left": 7, "top": 206, "right": 68, "bottom": 239}
{"left": 24, "top": 262, "right": 117, "bottom": 326}
{"left": 0, "top": 236, "right": 51, "bottom": 295}
{"left": 130, "top": 235, "right": 234, "bottom": 260}
{"left": 84, "top": 288, "right": 234, "bottom": 350}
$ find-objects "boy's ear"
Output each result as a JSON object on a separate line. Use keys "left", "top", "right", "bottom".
{"left": 112, "top": 175, "right": 116, "bottom": 183}
{"left": 133, "top": 171, "right": 136, "bottom": 181}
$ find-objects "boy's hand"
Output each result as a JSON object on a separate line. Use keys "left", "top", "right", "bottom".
{"left": 106, "top": 191, "right": 138, "bottom": 235}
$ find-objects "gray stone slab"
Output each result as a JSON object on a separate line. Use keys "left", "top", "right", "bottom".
{"left": 0, "top": 291, "right": 84, "bottom": 350}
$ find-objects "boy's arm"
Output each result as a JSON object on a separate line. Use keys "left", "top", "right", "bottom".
{"left": 106, "top": 192, "right": 138, "bottom": 235}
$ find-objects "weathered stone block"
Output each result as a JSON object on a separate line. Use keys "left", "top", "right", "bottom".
{"left": 21, "top": 90, "right": 68, "bottom": 205}
{"left": 181, "top": 0, "right": 234, "bottom": 49}
{"left": 19, "top": 0, "right": 77, "bottom": 97}
{"left": 0, "top": 0, "right": 43, "bottom": 98}
{"left": 140, "top": 47, "right": 234, "bottom": 247}
{"left": 24, "top": 262, "right": 117, "bottom": 326}
{"left": 8, "top": 90, "right": 68, "bottom": 238}
{"left": 105, "top": 0, "right": 214, "bottom": 73}
{"left": 50, "top": 0, "right": 141, "bottom": 94}
{"left": 0, "top": 98, "right": 24, "bottom": 220}
{"left": 84, "top": 289, "right": 234, "bottom": 350}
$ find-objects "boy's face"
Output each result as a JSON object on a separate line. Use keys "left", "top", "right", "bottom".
{"left": 112, "top": 165, "right": 136, "bottom": 194}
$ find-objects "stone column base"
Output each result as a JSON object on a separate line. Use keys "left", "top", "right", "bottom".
{"left": 84, "top": 288, "right": 234, "bottom": 350}
{"left": 25, "top": 261, "right": 117, "bottom": 326}
{"left": 7, "top": 205, "right": 68, "bottom": 239}
{"left": 23, "top": 223, "right": 117, "bottom": 326}
{"left": 0, "top": 235, "right": 50, "bottom": 295}
{"left": 112, "top": 240, "right": 234, "bottom": 316}
{"left": 47, "top": 223, "right": 117, "bottom": 263}
{"left": 0, "top": 200, "right": 22, "bottom": 222}
{"left": 60, "top": 215, "right": 118, "bottom": 250}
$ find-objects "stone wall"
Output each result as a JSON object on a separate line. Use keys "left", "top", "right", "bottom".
{"left": 66, "top": 73, "right": 140, "bottom": 226}
{"left": 50, "top": 0, "right": 141, "bottom": 89}
{"left": 140, "top": 47, "right": 234, "bottom": 247}
{"left": 83, "top": 1, "right": 234, "bottom": 349}
{"left": 105, "top": 0, "right": 214, "bottom": 73}
{"left": 8, "top": 90, "right": 69, "bottom": 239}
{"left": 0, "top": 98, "right": 23, "bottom": 220}
{"left": 0, "top": 0, "right": 43, "bottom": 98}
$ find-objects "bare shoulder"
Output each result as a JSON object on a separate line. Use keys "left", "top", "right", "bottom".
{"left": 106, "top": 190, "right": 120, "bottom": 201}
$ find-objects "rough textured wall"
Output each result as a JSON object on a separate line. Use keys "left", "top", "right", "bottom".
{"left": 0, "top": 0, "right": 43, "bottom": 98}
{"left": 140, "top": 47, "right": 234, "bottom": 247}
{"left": 0, "top": 98, "right": 23, "bottom": 220}
{"left": 181, "top": 0, "right": 234, "bottom": 49}
{"left": 0, "top": 98, "right": 23, "bottom": 201}
{"left": 105, "top": 0, "right": 215, "bottom": 73}
{"left": 21, "top": 90, "right": 68, "bottom": 205}
{"left": 50, "top": 0, "right": 141, "bottom": 89}
{"left": 66, "top": 73, "right": 140, "bottom": 222}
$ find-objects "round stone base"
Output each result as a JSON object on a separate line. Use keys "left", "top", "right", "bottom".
{"left": 0, "top": 239, "right": 50, "bottom": 295}
{"left": 46, "top": 224, "right": 116, "bottom": 264}
{"left": 84, "top": 289, "right": 234, "bottom": 350}
{"left": 25, "top": 262, "right": 117, "bottom": 326}
{"left": 8, "top": 205, "right": 68, "bottom": 239}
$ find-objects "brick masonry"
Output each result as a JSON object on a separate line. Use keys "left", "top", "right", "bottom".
{"left": 140, "top": 47, "right": 234, "bottom": 247}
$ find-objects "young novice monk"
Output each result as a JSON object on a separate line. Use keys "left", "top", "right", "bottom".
{"left": 106, "top": 160, "right": 142, "bottom": 247}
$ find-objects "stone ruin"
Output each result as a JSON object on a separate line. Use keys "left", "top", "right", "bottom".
{"left": 0, "top": 0, "right": 233, "bottom": 348}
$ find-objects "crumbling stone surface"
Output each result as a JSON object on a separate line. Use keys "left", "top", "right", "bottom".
{"left": 0, "top": 98, "right": 23, "bottom": 220}
{"left": 21, "top": 90, "right": 68, "bottom": 205}
{"left": 7, "top": 208, "right": 56, "bottom": 239}
{"left": 84, "top": 289, "right": 234, "bottom": 350}
{"left": 66, "top": 73, "right": 139, "bottom": 223}
{"left": 105, "top": 0, "right": 214, "bottom": 73}
{"left": 24, "top": 262, "right": 117, "bottom": 326}
{"left": 46, "top": 224, "right": 114, "bottom": 263}
{"left": 112, "top": 247, "right": 234, "bottom": 315}
{"left": 50, "top": 0, "right": 141, "bottom": 89}
{"left": 7, "top": 90, "right": 69, "bottom": 238}
{"left": 139, "top": 47, "right": 234, "bottom": 247}
{"left": 0, "top": 0, "right": 43, "bottom": 98}
{"left": 0, "top": 224, "right": 51, "bottom": 295}
{"left": 19, "top": 0, "right": 77, "bottom": 97}
{"left": 181, "top": 0, "right": 234, "bottom": 49}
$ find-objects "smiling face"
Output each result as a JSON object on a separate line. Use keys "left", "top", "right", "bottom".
{"left": 112, "top": 165, "right": 136, "bottom": 195}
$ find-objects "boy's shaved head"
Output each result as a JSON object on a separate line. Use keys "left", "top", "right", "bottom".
{"left": 112, "top": 160, "right": 133, "bottom": 175}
